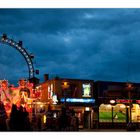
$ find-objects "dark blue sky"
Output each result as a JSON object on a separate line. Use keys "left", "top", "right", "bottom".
{"left": 0, "top": 8, "right": 140, "bottom": 84}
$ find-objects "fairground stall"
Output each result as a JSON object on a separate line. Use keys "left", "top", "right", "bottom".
{"left": 0, "top": 79, "right": 46, "bottom": 127}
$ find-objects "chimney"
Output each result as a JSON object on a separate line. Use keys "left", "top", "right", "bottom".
{"left": 44, "top": 74, "right": 49, "bottom": 81}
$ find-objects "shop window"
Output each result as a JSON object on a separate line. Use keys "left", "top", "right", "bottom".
{"left": 99, "top": 104, "right": 126, "bottom": 123}
{"left": 131, "top": 104, "right": 140, "bottom": 122}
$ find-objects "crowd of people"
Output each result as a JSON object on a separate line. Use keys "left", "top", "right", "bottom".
{"left": 45, "top": 107, "right": 79, "bottom": 131}
{"left": 8, "top": 104, "right": 31, "bottom": 131}
{"left": 0, "top": 101, "right": 79, "bottom": 131}
{"left": 0, "top": 101, "right": 31, "bottom": 131}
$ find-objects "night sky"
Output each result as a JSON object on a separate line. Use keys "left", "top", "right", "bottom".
{"left": 0, "top": 8, "right": 140, "bottom": 84}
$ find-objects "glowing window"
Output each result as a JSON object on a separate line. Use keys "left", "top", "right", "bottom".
{"left": 82, "top": 83, "right": 91, "bottom": 97}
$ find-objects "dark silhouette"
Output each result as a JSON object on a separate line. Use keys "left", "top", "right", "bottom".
{"left": 58, "top": 107, "right": 69, "bottom": 131}
{"left": 37, "top": 113, "right": 42, "bottom": 131}
{"left": 23, "top": 107, "right": 31, "bottom": 131}
{"left": 46, "top": 111, "right": 53, "bottom": 130}
{"left": 9, "top": 105, "right": 31, "bottom": 131}
{"left": 9, "top": 104, "right": 19, "bottom": 131}
{"left": 0, "top": 101, "right": 7, "bottom": 131}
{"left": 17, "top": 106, "right": 25, "bottom": 131}
{"left": 70, "top": 110, "right": 79, "bottom": 131}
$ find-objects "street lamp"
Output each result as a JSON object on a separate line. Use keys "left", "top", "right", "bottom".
{"left": 125, "top": 82, "right": 136, "bottom": 131}
{"left": 110, "top": 100, "right": 115, "bottom": 126}
{"left": 61, "top": 81, "right": 69, "bottom": 106}
{"left": 126, "top": 83, "right": 133, "bottom": 123}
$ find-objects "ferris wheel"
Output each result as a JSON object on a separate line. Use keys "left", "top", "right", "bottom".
{"left": 0, "top": 34, "right": 39, "bottom": 83}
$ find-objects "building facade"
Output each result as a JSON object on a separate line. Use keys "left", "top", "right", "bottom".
{"left": 94, "top": 81, "right": 140, "bottom": 128}
{"left": 36, "top": 75, "right": 96, "bottom": 129}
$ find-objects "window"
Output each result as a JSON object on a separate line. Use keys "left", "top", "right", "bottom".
{"left": 82, "top": 83, "right": 91, "bottom": 97}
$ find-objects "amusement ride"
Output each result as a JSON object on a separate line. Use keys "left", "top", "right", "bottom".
{"left": 0, "top": 34, "right": 40, "bottom": 115}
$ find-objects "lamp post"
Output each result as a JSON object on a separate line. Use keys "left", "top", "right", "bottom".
{"left": 125, "top": 82, "right": 136, "bottom": 131}
{"left": 61, "top": 81, "right": 69, "bottom": 107}
{"left": 126, "top": 106, "right": 129, "bottom": 124}
{"left": 110, "top": 100, "right": 115, "bottom": 126}
{"left": 126, "top": 83, "right": 133, "bottom": 123}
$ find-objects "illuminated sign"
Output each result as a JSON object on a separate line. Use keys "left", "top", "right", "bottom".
{"left": 116, "top": 99, "right": 140, "bottom": 104}
{"left": 85, "top": 107, "right": 90, "bottom": 111}
{"left": 136, "top": 100, "right": 140, "bottom": 104}
{"left": 116, "top": 99, "right": 132, "bottom": 103}
{"left": 82, "top": 83, "right": 91, "bottom": 97}
{"left": 43, "top": 115, "right": 46, "bottom": 124}
{"left": 48, "top": 84, "right": 53, "bottom": 99}
{"left": 60, "top": 98, "right": 95, "bottom": 103}
{"left": 52, "top": 94, "right": 58, "bottom": 104}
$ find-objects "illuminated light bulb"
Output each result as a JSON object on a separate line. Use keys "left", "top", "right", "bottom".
{"left": 85, "top": 107, "right": 90, "bottom": 111}
{"left": 1, "top": 38, "right": 4, "bottom": 41}
{"left": 12, "top": 42, "right": 15, "bottom": 45}
{"left": 5, "top": 39, "right": 8, "bottom": 42}
{"left": 110, "top": 100, "right": 115, "bottom": 104}
{"left": 64, "top": 82, "right": 67, "bottom": 86}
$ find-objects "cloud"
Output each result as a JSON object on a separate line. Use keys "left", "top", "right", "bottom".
{"left": 0, "top": 9, "right": 140, "bottom": 84}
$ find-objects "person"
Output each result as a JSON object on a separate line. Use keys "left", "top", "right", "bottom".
{"left": 23, "top": 107, "right": 31, "bottom": 131}
{"left": 9, "top": 104, "right": 19, "bottom": 131}
{"left": 17, "top": 106, "right": 25, "bottom": 131}
{"left": 58, "top": 107, "right": 69, "bottom": 131}
{"left": 0, "top": 101, "right": 7, "bottom": 131}
{"left": 37, "top": 113, "right": 42, "bottom": 131}
{"left": 70, "top": 110, "right": 79, "bottom": 131}
{"left": 53, "top": 115, "right": 59, "bottom": 131}
{"left": 46, "top": 112, "right": 53, "bottom": 131}
{"left": 31, "top": 108, "right": 37, "bottom": 131}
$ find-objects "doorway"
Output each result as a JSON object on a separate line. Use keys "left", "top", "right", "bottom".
{"left": 84, "top": 111, "right": 91, "bottom": 129}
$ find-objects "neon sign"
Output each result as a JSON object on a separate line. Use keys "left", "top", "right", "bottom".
{"left": 60, "top": 98, "right": 95, "bottom": 103}
{"left": 116, "top": 99, "right": 132, "bottom": 103}
{"left": 116, "top": 99, "right": 140, "bottom": 104}
{"left": 48, "top": 84, "right": 53, "bottom": 99}
{"left": 52, "top": 94, "right": 58, "bottom": 104}
{"left": 136, "top": 100, "right": 140, "bottom": 104}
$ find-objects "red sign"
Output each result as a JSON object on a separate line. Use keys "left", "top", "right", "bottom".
{"left": 116, "top": 99, "right": 132, "bottom": 103}
{"left": 136, "top": 100, "right": 140, "bottom": 104}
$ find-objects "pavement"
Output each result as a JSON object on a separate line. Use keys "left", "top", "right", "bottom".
{"left": 79, "top": 128, "right": 140, "bottom": 132}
